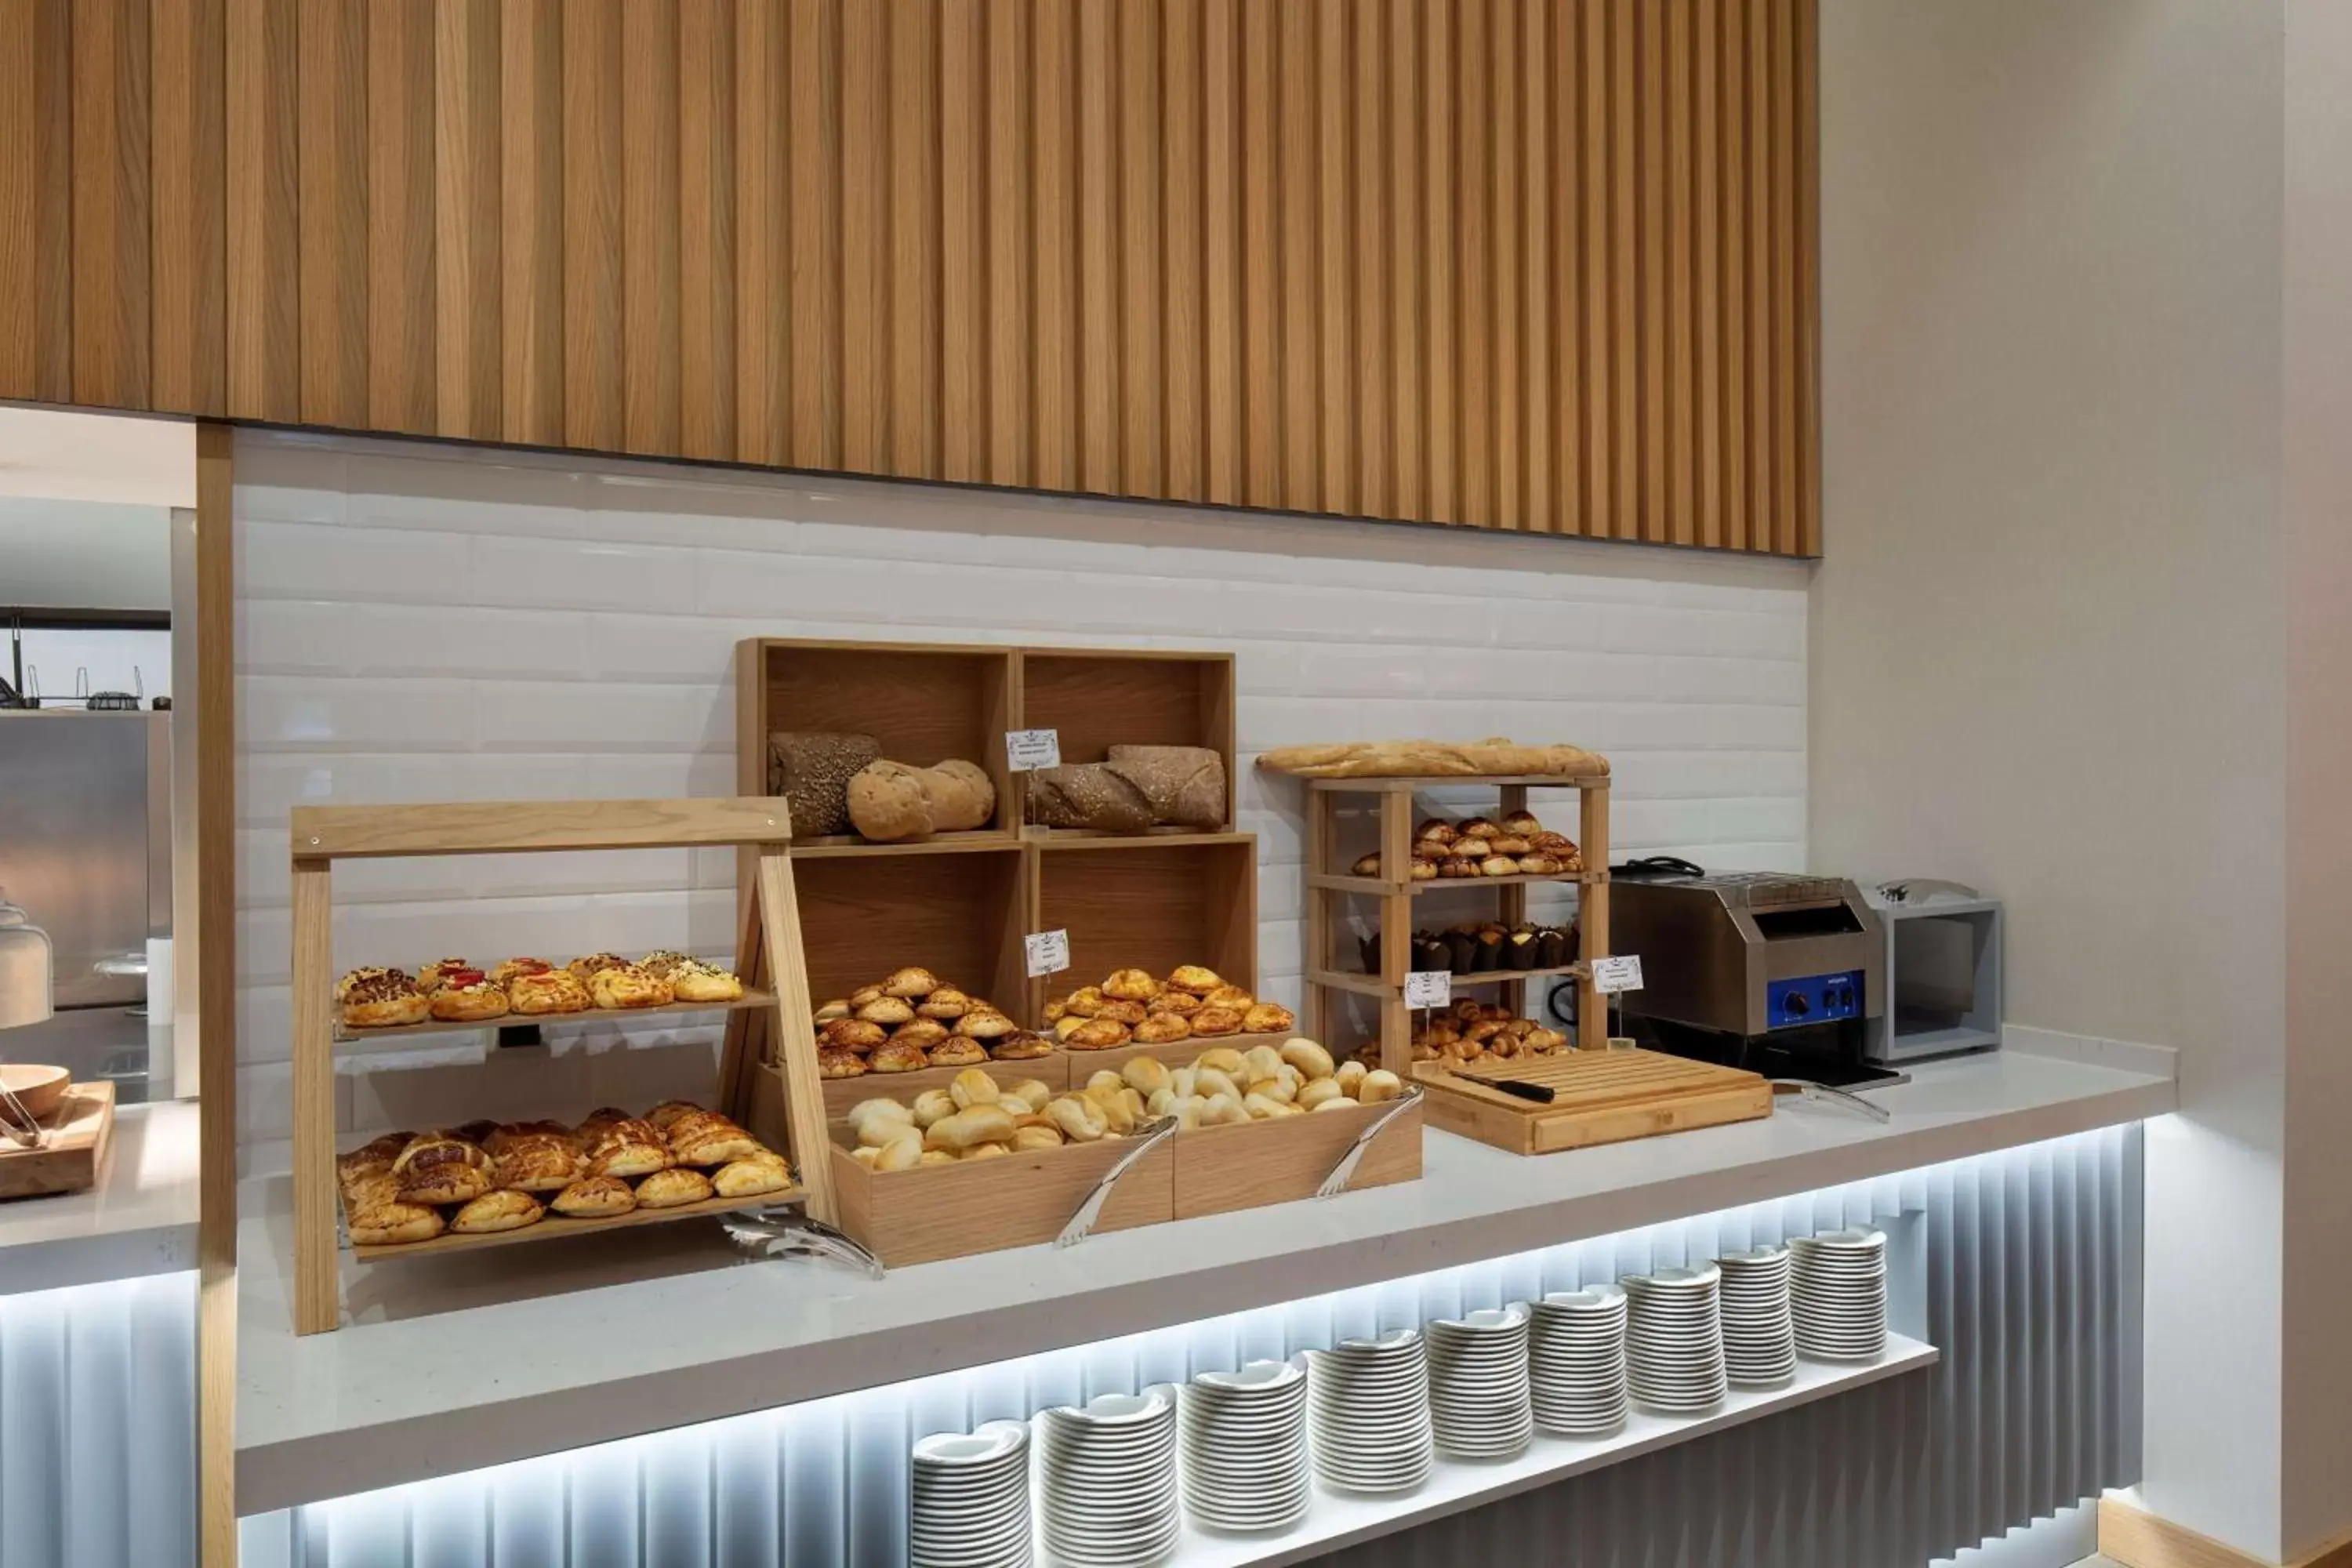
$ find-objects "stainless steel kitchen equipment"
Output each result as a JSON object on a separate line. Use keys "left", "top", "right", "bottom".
{"left": 1609, "top": 869, "right": 1894, "bottom": 1087}
{"left": 1863, "top": 882, "right": 2003, "bottom": 1062}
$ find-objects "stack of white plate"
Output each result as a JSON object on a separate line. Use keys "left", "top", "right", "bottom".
{"left": 1717, "top": 1245, "right": 1797, "bottom": 1388}
{"left": 1791, "top": 1228, "right": 1889, "bottom": 1361}
{"left": 1178, "top": 1359, "right": 1310, "bottom": 1533}
{"left": 909, "top": 1421, "right": 1033, "bottom": 1568}
{"left": 1529, "top": 1285, "right": 1629, "bottom": 1436}
{"left": 1036, "top": 1388, "right": 1181, "bottom": 1566}
{"left": 1425, "top": 1304, "right": 1533, "bottom": 1461}
{"left": 1623, "top": 1265, "right": 1728, "bottom": 1414}
{"left": 1305, "top": 1329, "right": 1432, "bottom": 1494}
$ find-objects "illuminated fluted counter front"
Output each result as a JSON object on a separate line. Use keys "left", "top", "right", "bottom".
{"left": 0, "top": 1099, "right": 202, "bottom": 1294}
{"left": 234, "top": 1046, "right": 2171, "bottom": 1519}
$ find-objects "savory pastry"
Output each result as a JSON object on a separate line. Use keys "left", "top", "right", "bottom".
{"left": 954, "top": 1011, "right": 1017, "bottom": 1041}
{"left": 451, "top": 1190, "right": 546, "bottom": 1235}
{"left": 855, "top": 995, "right": 916, "bottom": 1026}
{"left": 550, "top": 1175, "right": 638, "bottom": 1218}
{"left": 337, "top": 1132, "right": 410, "bottom": 1185}
{"left": 1352, "top": 853, "right": 1384, "bottom": 877}
{"left": 882, "top": 966, "right": 939, "bottom": 999}
{"left": 670, "top": 960, "right": 744, "bottom": 1003}
{"left": 915, "top": 987, "right": 971, "bottom": 1020}
{"left": 1148, "top": 989, "right": 1202, "bottom": 1016}
{"left": 869, "top": 1040, "right": 931, "bottom": 1073}
{"left": 990, "top": 1029, "right": 1054, "bottom": 1060}
{"left": 396, "top": 1156, "right": 494, "bottom": 1208}
{"left": 1439, "top": 856, "right": 1479, "bottom": 878}
{"left": 1065, "top": 1017, "right": 1131, "bottom": 1050}
{"left": 586, "top": 1120, "right": 673, "bottom": 1178}
{"left": 454, "top": 1118, "right": 501, "bottom": 1146}
{"left": 1454, "top": 837, "right": 1493, "bottom": 858}
{"left": 1061, "top": 985, "right": 1107, "bottom": 1018}
{"left": 1517, "top": 854, "right": 1562, "bottom": 876}
{"left": 820, "top": 1018, "right": 889, "bottom": 1052}
{"left": 891, "top": 1018, "right": 951, "bottom": 1049}
{"left": 1457, "top": 816, "right": 1500, "bottom": 838}
{"left": 815, "top": 998, "right": 851, "bottom": 1024}
{"left": 1084, "top": 999, "right": 1141, "bottom": 1026}
{"left": 637, "top": 950, "right": 694, "bottom": 979}
{"left": 415, "top": 958, "right": 475, "bottom": 994}
{"left": 491, "top": 957, "right": 554, "bottom": 987}
{"left": 1052, "top": 1014, "right": 1088, "bottom": 1042}
{"left": 1489, "top": 835, "right": 1533, "bottom": 856}
{"left": 1132, "top": 1013, "right": 1193, "bottom": 1044}
{"left": 1189, "top": 1006, "right": 1245, "bottom": 1037}
{"left": 566, "top": 952, "right": 630, "bottom": 982}
{"left": 339, "top": 969, "right": 430, "bottom": 1029}
{"left": 669, "top": 1117, "right": 765, "bottom": 1167}
{"left": 712, "top": 1155, "right": 795, "bottom": 1198}
{"left": 1102, "top": 967, "right": 1163, "bottom": 1002}
{"left": 1167, "top": 965, "right": 1225, "bottom": 995}
{"left": 634, "top": 1167, "right": 717, "bottom": 1208}
{"left": 429, "top": 971, "right": 511, "bottom": 1022}
{"left": 848, "top": 983, "right": 885, "bottom": 1008}
{"left": 590, "top": 964, "right": 676, "bottom": 1010}
{"left": 1478, "top": 855, "right": 1519, "bottom": 877}
{"left": 818, "top": 1047, "right": 868, "bottom": 1080}
{"left": 508, "top": 970, "right": 591, "bottom": 1015}
{"left": 644, "top": 1101, "right": 704, "bottom": 1133}
{"left": 336, "top": 965, "right": 402, "bottom": 1001}
{"left": 1410, "top": 861, "right": 1439, "bottom": 881}
{"left": 347, "top": 1201, "right": 445, "bottom": 1247}
{"left": 926, "top": 1037, "right": 988, "bottom": 1067}
{"left": 1202, "top": 985, "right": 1255, "bottom": 1011}
{"left": 1414, "top": 819, "right": 1459, "bottom": 846}
{"left": 493, "top": 1137, "right": 586, "bottom": 1193}
{"left": 575, "top": 1106, "right": 637, "bottom": 1141}
{"left": 1532, "top": 829, "right": 1575, "bottom": 852}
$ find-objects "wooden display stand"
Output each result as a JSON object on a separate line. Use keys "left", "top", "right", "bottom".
{"left": 1301, "top": 776, "right": 1613, "bottom": 1074}
{"left": 287, "top": 797, "right": 835, "bottom": 1336}
{"left": 1412, "top": 1048, "right": 1771, "bottom": 1154}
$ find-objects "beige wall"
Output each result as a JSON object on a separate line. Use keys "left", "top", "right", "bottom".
{"left": 1814, "top": 0, "right": 2295, "bottom": 1557}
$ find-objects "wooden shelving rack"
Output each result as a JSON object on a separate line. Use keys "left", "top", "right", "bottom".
{"left": 288, "top": 797, "right": 834, "bottom": 1336}
{"left": 1302, "top": 776, "right": 1613, "bottom": 1074}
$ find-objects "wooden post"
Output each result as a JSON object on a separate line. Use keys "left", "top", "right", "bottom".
{"left": 1377, "top": 783, "right": 1413, "bottom": 1074}
{"left": 1498, "top": 783, "right": 1530, "bottom": 1022}
{"left": 756, "top": 845, "right": 839, "bottom": 1224}
{"left": 290, "top": 857, "right": 339, "bottom": 1334}
{"left": 1303, "top": 787, "right": 1330, "bottom": 1042}
{"left": 1578, "top": 779, "right": 1612, "bottom": 1050}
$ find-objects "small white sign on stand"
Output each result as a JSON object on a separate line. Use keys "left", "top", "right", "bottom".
{"left": 1024, "top": 929, "right": 1072, "bottom": 978}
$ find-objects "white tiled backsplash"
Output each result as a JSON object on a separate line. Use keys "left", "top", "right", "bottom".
{"left": 233, "top": 430, "right": 1808, "bottom": 1174}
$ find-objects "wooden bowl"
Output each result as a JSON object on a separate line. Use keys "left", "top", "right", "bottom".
{"left": 0, "top": 1063, "right": 70, "bottom": 1123}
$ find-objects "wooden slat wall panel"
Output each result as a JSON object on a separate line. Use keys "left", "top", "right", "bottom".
{"left": 0, "top": 0, "right": 1823, "bottom": 557}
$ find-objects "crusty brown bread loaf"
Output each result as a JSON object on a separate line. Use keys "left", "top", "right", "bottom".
{"left": 1255, "top": 737, "right": 1610, "bottom": 779}
{"left": 1025, "top": 763, "right": 1156, "bottom": 833}
{"left": 1105, "top": 745, "right": 1227, "bottom": 828}
{"left": 768, "top": 731, "right": 881, "bottom": 837}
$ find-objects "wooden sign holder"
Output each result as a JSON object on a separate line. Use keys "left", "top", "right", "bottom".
{"left": 288, "top": 797, "right": 834, "bottom": 1336}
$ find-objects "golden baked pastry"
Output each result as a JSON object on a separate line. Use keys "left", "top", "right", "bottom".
{"left": 1012, "top": 1125, "right": 1065, "bottom": 1152}
{"left": 1439, "top": 856, "right": 1479, "bottom": 878}
{"left": 1102, "top": 967, "right": 1162, "bottom": 1002}
{"left": 954, "top": 1011, "right": 1016, "bottom": 1040}
{"left": 881, "top": 1018, "right": 942, "bottom": 1051}
{"left": 348, "top": 1201, "right": 445, "bottom": 1247}
{"left": 1490, "top": 835, "right": 1533, "bottom": 856}
{"left": 416, "top": 959, "right": 475, "bottom": 994}
{"left": 670, "top": 961, "right": 743, "bottom": 1003}
{"left": 818, "top": 1047, "right": 868, "bottom": 1079}
{"left": 821, "top": 1017, "right": 889, "bottom": 1052}
{"left": 990, "top": 1030, "right": 1054, "bottom": 1061}
{"left": 1478, "top": 855, "right": 1519, "bottom": 877}
{"left": 550, "top": 1175, "right": 637, "bottom": 1218}
{"left": 1531, "top": 830, "right": 1576, "bottom": 854}
{"left": 1412, "top": 838, "right": 1450, "bottom": 861}
{"left": 926, "top": 1037, "right": 988, "bottom": 1067}
{"left": 916, "top": 987, "right": 971, "bottom": 1020}
{"left": 397, "top": 1159, "right": 493, "bottom": 1207}
{"left": 882, "top": 966, "right": 939, "bottom": 998}
{"left": 848, "top": 983, "right": 884, "bottom": 1007}
{"left": 343, "top": 1171, "right": 401, "bottom": 1211}
{"left": 638, "top": 949, "right": 693, "bottom": 979}
{"left": 492, "top": 957, "right": 554, "bottom": 986}
{"left": 1352, "top": 852, "right": 1384, "bottom": 877}
{"left": 1052, "top": 1014, "right": 1087, "bottom": 1042}
{"left": 1092, "top": 999, "right": 1147, "bottom": 1026}
{"left": 666, "top": 1112, "right": 764, "bottom": 1167}
{"left": 337, "top": 1132, "right": 409, "bottom": 1185}
{"left": 336, "top": 965, "right": 401, "bottom": 1001}
{"left": 923, "top": 1104, "right": 1016, "bottom": 1152}
{"left": 1201, "top": 985, "right": 1254, "bottom": 1011}
{"left": 1414, "top": 819, "right": 1458, "bottom": 845}
{"left": 1062, "top": 986, "right": 1107, "bottom": 1018}
{"left": 586, "top": 1120, "right": 673, "bottom": 1178}
{"left": 1148, "top": 989, "right": 1202, "bottom": 1016}
{"left": 869, "top": 1041, "right": 930, "bottom": 1073}
{"left": 712, "top": 1155, "right": 794, "bottom": 1198}
{"left": 590, "top": 964, "right": 676, "bottom": 1010}
{"left": 1242, "top": 1003, "right": 1296, "bottom": 1034}
{"left": 644, "top": 1101, "right": 703, "bottom": 1133}
{"left": 1456, "top": 816, "right": 1501, "bottom": 838}
{"left": 493, "top": 1138, "right": 585, "bottom": 1193}
{"left": 429, "top": 973, "right": 511, "bottom": 1022}
{"left": 1516, "top": 853, "right": 1562, "bottom": 876}
{"left": 635, "top": 1167, "right": 717, "bottom": 1208}
{"left": 815, "top": 998, "right": 851, "bottom": 1024}
{"left": 1167, "top": 965, "right": 1225, "bottom": 995}
{"left": 575, "top": 1106, "right": 637, "bottom": 1141}
{"left": 1410, "top": 861, "right": 1439, "bottom": 881}
{"left": 509, "top": 970, "right": 590, "bottom": 1014}
{"left": 1043, "top": 999, "right": 1070, "bottom": 1023}
{"left": 1132, "top": 1013, "right": 1192, "bottom": 1044}
{"left": 1454, "top": 837, "right": 1494, "bottom": 858}
{"left": 566, "top": 952, "right": 629, "bottom": 982}
{"left": 1502, "top": 811, "right": 1543, "bottom": 837}
{"left": 451, "top": 1190, "right": 545, "bottom": 1234}
{"left": 1065, "top": 1016, "right": 1131, "bottom": 1050}
{"left": 339, "top": 969, "right": 430, "bottom": 1029}
{"left": 1189, "top": 1006, "right": 1245, "bottom": 1036}
{"left": 855, "top": 995, "right": 916, "bottom": 1026}
{"left": 454, "top": 1118, "right": 501, "bottom": 1146}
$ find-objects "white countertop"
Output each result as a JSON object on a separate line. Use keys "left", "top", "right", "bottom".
{"left": 234, "top": 1047, "right": 2174, "bottom": 1515}
{"left": 0, "top": 1099, "right": 203, "bottom": 1295}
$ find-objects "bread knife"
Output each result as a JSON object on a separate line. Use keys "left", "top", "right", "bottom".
{"left": 1448, "top": 1070, "right": 1553, "bottom": 1105}
{"left": 1058, "top": 1115, "right": 1181, "bottom": 1247}
{"left": 1316, "top": 1086, "right": 1424, "bottom": 1198}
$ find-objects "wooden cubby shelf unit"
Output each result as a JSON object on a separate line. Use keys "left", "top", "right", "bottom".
{"left": 287, "top": 797, "right": 834, "bottom": 1336}
{"left": 1302, "top": 776, "right": 1613, "bottom": 1074}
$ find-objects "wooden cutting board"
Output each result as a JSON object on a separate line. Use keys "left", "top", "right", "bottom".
{"left": 0, "top": 1080, "right": 117, "bottom": 1199}
{"left": 1412, "top": 1048, "right": 1770, "bottom": 1156}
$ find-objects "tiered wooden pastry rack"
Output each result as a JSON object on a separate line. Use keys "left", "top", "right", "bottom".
{"left": 1303, "top": 775, "right": 1613, "bottom": 1073}
{"left": 288, "top": 797, "right": 833, "bottom": 1335}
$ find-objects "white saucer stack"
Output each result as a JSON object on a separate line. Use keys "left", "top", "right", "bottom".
{"left": 1529, "top": 1285, "right": 1629, "bottom": 1436}
{"left": 1425, "top": 1305, "right": 1534, "bottom": 1461}
{"left": 1036, "top": 1388, "right": 1181, "bottom": 1566}
{"left": 1791, "top": 1228, "right": 1889, "bottom": 1361}
{"left": 909, "top": 1420, "right": 1033, "bottom": 1568}
{"left": 1717, "top": 1245, "right": 1797, "bottom": 1388}
{"left": 1179, "top": 1359, "right": 1311, "bottom": 1534}
{"left": 1623, "top": 1265, "right": 1728, "bottom": 1414}
{"left": 1306, "top": 1329, "right": 1433, "bottom": 1494}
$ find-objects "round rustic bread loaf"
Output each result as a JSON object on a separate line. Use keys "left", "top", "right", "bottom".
{"left": 846, "top": 760, "right": 935, "bottom": 841}
{"left": 919, "top": 758, "right": 997, "bottom": 832}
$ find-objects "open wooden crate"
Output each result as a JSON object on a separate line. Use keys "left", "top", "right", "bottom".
{"left": 287, "top": 797, "right": 835, "bottom": 1335}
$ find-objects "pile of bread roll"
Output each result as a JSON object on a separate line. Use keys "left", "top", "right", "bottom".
{"left": 336, "top": 1101, "right": 793, "bottom": 1247}
{"left": 1398, "top": 999, "right": 1571, "bottom": 1065}
{"left": 335, "top": 950, "right": 743, "bottom": 1029}
{"left": 1133, "top": 1038, "right": 1403, "bottom": 1127}
{"left": 1352, "top": 811, "right": 1584, "bottom": 881}
{"left": 844, "top": 1069, "right": 1131, "bottom": 1168}
{"left": 815, "top": 967, "right": 1053, "bottom": 1079}
{"left": 1042, "top": 964, "right": 1295, "bottom": 1048}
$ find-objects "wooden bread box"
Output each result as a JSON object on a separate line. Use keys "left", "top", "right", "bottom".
{"left": 1168, "top": 1091, "right": 1420, "bottom": 1219}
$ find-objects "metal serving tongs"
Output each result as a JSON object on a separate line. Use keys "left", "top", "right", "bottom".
{"left": 1317, "top": 1085, "right": 1423, "bottom": 1197}
{"left": 1768, "top": 1079, "right": 1891, "bottom": 1123}
{"left": 1058, "top": 1115, "right": 1181, "bottom": 1247}
{"left": 0, "top": 1071, "right": 43, "bottom": 1149}
{"left": 721, "top": 1208, "right": 885, "bottom": 1279}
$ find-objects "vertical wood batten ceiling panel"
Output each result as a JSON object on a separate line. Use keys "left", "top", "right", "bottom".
{"left": 984, "top": 0, "right": 1032, "bottom": 488}
{"left": 1237, "top": 0, "right": 1276, "bottom": 512}
{"left": 1315, "top": 0, "right": 1352, "bottom": 518}
{"left": 499, "top": 0, "right": 564, "bottom": 448}
{"left": 560, "top": 0, "right": 622, "bottom": 452}
{"left": 225, "top": 0, "right": 298, "bottom": 423}
{"left": 296, "top": 0, "right": 365, "bottom": 429}
{"left": 1639, "top": 0, "right": 1666, "bottom": 544}
{"left": 71, "top": 0, "right": 152, "bottom": 409}
{"left": 1420, "top": 0, "right": 1453, "bottom": 526}
{"left": 1200, "top": 0, "right": 1238, "bottom": 506}
{"left": 1518, "top": 0, "right": 1549, "bottom": 535}
{"left": 733, "top": 0, "right": 786, "bottom": 468}
{"left": 1452, "top": 0, "right": 1488, "bottom": 530}
{"left": 788, "top": 0, "right": 843, "bottom": 472}
{"left": 621, "top": 0, "right": 682, "bottom": 457}
{"left": 1163, "top": 0, "right": 1203, "bottom": 504}
{"left": 678, "top": 0, "right": 735, "bottom": 461}
{"left": 1796, "top": 0, "right": 1821, "bottom": 557}
{"left": 1029, "top": 0, "right": 1076, "bottom": 493}
{"left": 1352, "top": 0, "right": 1388, "bottom": 524}
{"left": 1384, "top": 0, "right": 1421, "bottom": 524}
{"left": 1579, "top": 0, "right": 1608, "bottom": 540}
{"left": 366, "top": 0, "right": 435, "bottom": 435}
{"left": 939, "top": 0, "right": 983, "bottom": 484}
{"left": 1076, "top": 0, "right": 1118, "bottom": 495}
{"left": 0, "top": 0, "right": 75, "bottom": 405}
{"left": 839, "top": 0, "right": 885, "bottom": 473}
{"left": 151, "top": 0, "right": 227, "bottom": 416}
{"left": 1488, "top": 0, "right": 1519, "bottom": 531}
{"left": 888, "top": 0, "right": 939, "bottom": 479}
{"left": 1120, "top": 0, "right": 1163, "bottom": 499}
{"left": 434, "top": 0, "right": 502, "bottom": 444}
{"left": 1276, "top": 0, "right": 1314, "bottom": 515}
{"left": 1719, "top": 0, "right": 1750, "bottom": 551}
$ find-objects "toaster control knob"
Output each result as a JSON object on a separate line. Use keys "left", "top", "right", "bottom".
{"left": 1784, "top": 993, "right": 1810, "bottom": 1018}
